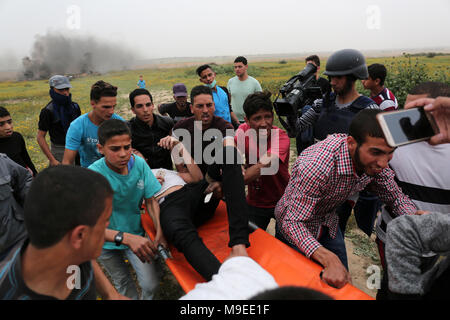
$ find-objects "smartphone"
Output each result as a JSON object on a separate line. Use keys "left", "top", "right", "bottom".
{"left": 376, "top": 107, "right": 439, "bottom": 147}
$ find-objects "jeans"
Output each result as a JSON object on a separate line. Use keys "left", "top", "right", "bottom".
{"left": 338, "top": 190, "right": 381, "bottom": 237}
{"left": 248, "top": 205, "right": 275, "bottom": 231}
{"left": 276, "top": 224, "right": 348, "bottom": 270}
{"left": 160, "top": 145, "right": 249, "bottom": 281}
{"left": 97, "top": 248, "right": 160, "bottom": 300}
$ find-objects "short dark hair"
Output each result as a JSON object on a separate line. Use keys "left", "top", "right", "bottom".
{"left": 190, "top": 85, "right": 213, "bottom": 104}
{"left": 0, "top": 106, "right": 10, "bottom": 118}
{"left": 196, "top": 64, "right": 213, "bottom": 77}
{"left": 98, "top": 119, "right": 131, "bottom": 146}
{"left": 234, "top": 56, "right": 248, "bottom": 65}
{"left": 129, "top": 88, "right": 153, "bottom": 108}
{"left": 349, "top": 109, "right": 384, "bottom": 145}
{"left": 243, "top": 91, "right": 273, "bottom": 119}
{"left": 250, "top": 286, "right": 333, "bottom": 300}
{"left": 90, "top": 80, "right": 118, "bottom": 102}
{"left": 410, "top": 81, "right": 450, "bottom": 98}
{"left": 24, "top": 165, "right": 113, "bottom": 249}
{"left": 305, "top": 55, "right": 321, "bottom": 66}
{"left": 367, "top": 63, "right": 387, "bottom": 86}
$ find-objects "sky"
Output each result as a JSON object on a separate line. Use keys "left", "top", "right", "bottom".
{"left": 0, "top": 0, "right": 449, "bottom": 70}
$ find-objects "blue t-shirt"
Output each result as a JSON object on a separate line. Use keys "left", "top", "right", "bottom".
{"left": 88, "top": 155, "right": 161, "bottom": 250}
{"left": 137, "top": 80, "right": 146, "bottom": 89}
{"left": 212, "top": 86, "right": 232, "bottom": 123}
{"left": 65, "top": 113, "right": 124, "bottom": 168}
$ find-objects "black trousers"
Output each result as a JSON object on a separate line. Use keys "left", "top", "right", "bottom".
{"left": 159, "top": 146, "right": 249, "bottom": 281}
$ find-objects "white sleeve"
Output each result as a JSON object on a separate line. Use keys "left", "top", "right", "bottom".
{"left": 179, "top": 256, "right": 279, "bottom": 300}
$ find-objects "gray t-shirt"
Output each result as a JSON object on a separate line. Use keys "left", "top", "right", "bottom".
{"left": 227, "top": 76, "right": 262, "bottom": 122}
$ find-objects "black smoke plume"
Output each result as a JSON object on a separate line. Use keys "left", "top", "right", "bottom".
{"left": 21, "top": 32, "right": 137, "bottom": 80}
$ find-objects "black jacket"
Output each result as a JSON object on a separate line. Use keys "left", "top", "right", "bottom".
{"left": 127, "top": 114, "right": 174, "bottom": 170}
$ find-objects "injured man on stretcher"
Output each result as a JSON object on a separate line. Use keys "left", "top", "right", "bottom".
{"left": 152, "top": 136, "right": 250, "bottom": 281}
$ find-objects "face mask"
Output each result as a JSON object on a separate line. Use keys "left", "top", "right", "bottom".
{"left": 205, "top": 79, "right": 216, "bottom": 89}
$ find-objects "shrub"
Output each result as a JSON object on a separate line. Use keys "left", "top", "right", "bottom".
{"left": 384, "top": 53, "right": 449, "bottom": 108}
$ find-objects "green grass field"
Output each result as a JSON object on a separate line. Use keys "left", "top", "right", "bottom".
{"left": 2, "top": 54, "right": 448, "bottom": 298}
{"left": 1, "top": 54, "right": 449, "bottom": 171}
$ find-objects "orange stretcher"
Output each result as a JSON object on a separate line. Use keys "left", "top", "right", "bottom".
{"left": 141, "top": 201, "right": 374, "bottom": 300}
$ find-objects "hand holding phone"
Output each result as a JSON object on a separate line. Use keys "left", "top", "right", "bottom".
{"left": 376, "top": 107, "right": 439, "bottom": 147}
{"left": 405, "top": 96, "right": 450, "bottom": 145}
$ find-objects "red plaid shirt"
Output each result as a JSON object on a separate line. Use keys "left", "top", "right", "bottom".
{"left": 275, "top": 134, "right": 417, "bottom": 258}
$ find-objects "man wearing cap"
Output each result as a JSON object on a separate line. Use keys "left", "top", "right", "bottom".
{"left": 158, "top": 83, "right": 193, "bottom": 124}
{"left": 37, "top": 75, "right": 81, "bottom": 166}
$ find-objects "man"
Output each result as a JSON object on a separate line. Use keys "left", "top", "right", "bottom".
{"left": 275, "top": 109, "right": 424, "bottom": 289}
{"left": 128, "top": 88, "right": 174, "bottom": 170}
{"left": 296, "top": 49, "right": 381, "bottom": 237}
{"left": 362, "top": 63, "right": 398, "bottom": 111}
{"left": 235, "top": 91, "right": 290, "bottom": 231}
{"left": 37, "top": 75, "right": 81, "bottom": 166}
{"left": 0, "top": 165, "right": 126, "bottom": 300}
{"left": 137, "top": 75, "right": 146, "bottom": 89}
{"left": 305, "top": 55, "right": 331, "bottom": 97}
{"left": 173, "top": 85, "right": 236, "bottom": 175}
{"left": 158, "top": 83, "right": 193, "bottom": 123}
{"left": 294, "top": 49, "right": 378, "bottom": 140}
{"left": 375, "top": 82, "right": 450, "bottom": 299}
{"left": 62, "top": 80, "right": 124, "bottom": 168}
{"left": 0, "top": 107, "right": 37, "bottom": 176}
{"left": 383, "top": 93, "right": 450, "bottom": 300}
{"left": 294, "top": 55, "right": 331, "bottom": 154}
{"left": 0, "top": 154, "right": 32, "bottom": 258}
{"left": 166, "top": 85, "right": 250, "bottom": 279}
{"left": 227, "top": 56, "right": 262, "bottom": 123}
{"left": 89, "top": 120, "right": 164, "bottom": 299}
{"left": 196, "top": 64, "right": 240, "bottom": 128}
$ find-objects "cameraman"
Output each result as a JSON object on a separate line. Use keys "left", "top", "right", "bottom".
{"left": 294, "top": 55, "right": 331, "bottom": 154}
{"left": 293, "top": 49, "right": 378, "bottom": 140}
{"left": 291, "top": 49, "right": 381, "bottom": 240}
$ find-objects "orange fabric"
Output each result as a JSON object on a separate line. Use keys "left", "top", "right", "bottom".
{"left": 141, "top": 201, "right": 373, "bottom": 300}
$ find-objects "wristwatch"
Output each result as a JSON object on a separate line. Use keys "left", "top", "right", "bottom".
{"left": 114, "top": 231, "right": 124, "bottom": 246}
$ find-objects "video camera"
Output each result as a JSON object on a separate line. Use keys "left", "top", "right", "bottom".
{"left": 273, "top": 63, "right": 323, "bottom": 117}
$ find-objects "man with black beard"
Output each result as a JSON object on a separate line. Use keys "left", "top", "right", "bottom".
{"left": 37, "top": 75, "right": 81, "bottom": 166}
{"left": 275, "top": 109, "right": 425, "bottom": 290}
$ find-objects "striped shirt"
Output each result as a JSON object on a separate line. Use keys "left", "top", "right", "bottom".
{"left": 376, "top": 141, "right": 450, "bottom": 244}
{"left": 371, "top": 87, "right": 398, "bottom": 111}
{"left": 274, "top": 134, "right": 417, "bottom": 258}
{"left": 0, "top": 240, "right": 96, "bottom": 300}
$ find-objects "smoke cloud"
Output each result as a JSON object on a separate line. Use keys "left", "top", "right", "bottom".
{"left": 21, "top": 32, "right": 137, "bottom": 80}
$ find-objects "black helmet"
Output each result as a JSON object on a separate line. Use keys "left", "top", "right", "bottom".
{"left": 324, "top": 49, "right": 368, "bottom": 80}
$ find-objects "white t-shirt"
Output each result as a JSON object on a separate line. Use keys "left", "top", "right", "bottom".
{"left": 376, "top": 141, "right": 450, "bottom": 243}
{"left": 179, "top": 256, "right": 278, "bottom": 300}
{"left": 151, "top": 168, "right": 186, "bottom": 198}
